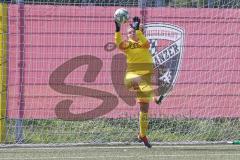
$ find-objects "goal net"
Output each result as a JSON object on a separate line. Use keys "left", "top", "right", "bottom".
{"left": 1, "top": 0, "right": 240, "bottom": 144}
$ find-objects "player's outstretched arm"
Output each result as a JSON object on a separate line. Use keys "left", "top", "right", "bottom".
{"left": 115, "top": 21, "right": 120, "bottom": 32}
{"left": 114, "top": 21, "right": 128, "bottom": 50}
{"left": 132, "top": 17, "right": 150, "bottom": 48}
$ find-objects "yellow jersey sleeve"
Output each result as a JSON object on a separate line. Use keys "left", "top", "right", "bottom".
{"left": 114, "top": 32, "right": 122, "bottom": 47}
{"left": 136, "top": 30, "right": 148, "bottom": 45}
{"left": 115, "top": 32, "right": 129, "bottom": 50}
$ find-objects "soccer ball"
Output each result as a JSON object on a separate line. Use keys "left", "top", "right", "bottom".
{"left": 114, "top": 8, "right": 130, "bottom": 24}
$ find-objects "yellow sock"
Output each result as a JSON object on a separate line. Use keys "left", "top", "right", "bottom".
{"left": 139, "top": 111, "right": 148, "bottom": 137}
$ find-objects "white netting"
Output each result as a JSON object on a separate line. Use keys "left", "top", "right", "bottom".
{"left": 0, "top": 0, "right": 239, "bottom": 144}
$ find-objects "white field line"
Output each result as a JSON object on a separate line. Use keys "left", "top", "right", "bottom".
{"left": 0, "top": 153, "right": 240, "bottom": 160}
{"left": 0, "top": 144, "right": 237, "bottom": 150}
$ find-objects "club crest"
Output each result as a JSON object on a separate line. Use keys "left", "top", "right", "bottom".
{"left": 144, "top": 23, "right": 184, "bottom": 98}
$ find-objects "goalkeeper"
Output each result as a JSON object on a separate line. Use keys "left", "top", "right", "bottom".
{"left": 114, "top": 17, "right": 163, "bottom": 148}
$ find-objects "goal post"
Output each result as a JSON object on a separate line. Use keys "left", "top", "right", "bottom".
{"left": 0, "top": 2, "right": 7, "bottom": 143}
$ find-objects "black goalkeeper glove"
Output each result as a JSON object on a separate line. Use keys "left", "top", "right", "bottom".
{"left": 132, "top": 16, "right": 140, "bottom": 30}
{"left": 115, "top": 21, "right": 120, "bottom": 32}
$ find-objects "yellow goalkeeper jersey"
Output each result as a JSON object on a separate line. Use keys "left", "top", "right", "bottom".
{"left": 115, "top": 30, "right": 153, "bottom": 75}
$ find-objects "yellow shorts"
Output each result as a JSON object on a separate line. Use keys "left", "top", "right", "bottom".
{"left": 124, "top": 72, "right": 154, "bottom": 103}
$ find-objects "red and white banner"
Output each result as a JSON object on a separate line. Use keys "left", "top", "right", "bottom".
{"left": 7, "top": 5, "right": 240, "bottom": 119}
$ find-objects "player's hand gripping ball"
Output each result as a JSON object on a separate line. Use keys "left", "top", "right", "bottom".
{"left": 114, "top": 8, "right": 130, "bottom": 24}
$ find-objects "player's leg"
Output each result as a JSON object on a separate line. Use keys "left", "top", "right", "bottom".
{"left": 136, "top": 74, "right": 153, "bottom": 148}
{"left": 137, "top": 102, "right": 152, "bottom": 148}
{"left": 131, "top": 77, "right": 142, "bottom": 90}
{"left": 154, "top": 95, "right": 165, "bottom": 104}
{"left": 124, "top": 73, "right": 153, "bottom": 148}
{"left": 124, "top": 72, "right": 141, "bottom": 91}
{"left": 139, "top": 102, "right": 148, "bottom": 137}
{"left": 124, "top": 72, "right": 153, "bottom": 93}
{"left": 153, "top": 65, "right": 172, "bottom": 105}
